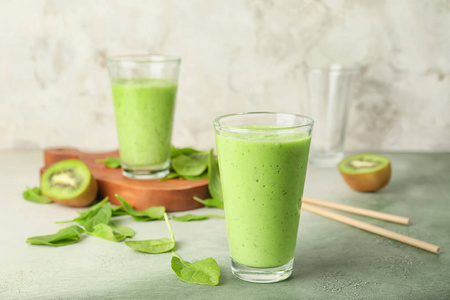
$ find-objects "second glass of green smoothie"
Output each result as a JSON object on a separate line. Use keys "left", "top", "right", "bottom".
{"left": 107, "top": 55, "right": 180, "bottom": 180}
{"left": 214, "top": 112, "right": 314, "bottom": 283}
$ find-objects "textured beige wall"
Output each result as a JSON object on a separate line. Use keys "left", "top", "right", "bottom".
{"left": 1, "top": 0, "right": 449, "bottom": 152}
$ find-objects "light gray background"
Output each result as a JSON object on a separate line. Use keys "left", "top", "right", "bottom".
{"left": 1, "top": 0, "right": 449, "bottom": 152}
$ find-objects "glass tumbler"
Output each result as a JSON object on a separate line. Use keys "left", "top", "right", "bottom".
{"left": 302, "top": 65, "right": 358, "bottom": 167}
{"left": 214, "top": 112, "right": 313, "bottom": 283}
{"left": 107, "top": 55, "right": 180, "bottom": 179}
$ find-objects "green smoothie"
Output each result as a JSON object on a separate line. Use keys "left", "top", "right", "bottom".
{"left": 112, "top": 78, "right": 177, "bottom": 170}
{"left": 216, "top": 128, "right": 311, "bottom": 268}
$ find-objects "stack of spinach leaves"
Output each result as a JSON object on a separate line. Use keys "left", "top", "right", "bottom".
{"left": 94, "top": 147, "right": 224, "bottom": 208}
{"left": 96, "top": 146, "right": 211, "bottom": 181}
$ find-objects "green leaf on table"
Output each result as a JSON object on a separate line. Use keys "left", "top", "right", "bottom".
{"left": 56, "top": 197, "right": 112, "bottom": 231}
{"left": 171, "top": 153, "right": 209, "bottom": 177}
{"left": 125, "top": 213, "right": 175, "bottom": 253}
{"left": 111, "top": 205, "right": 127, "bottom": 216}
{"left": 87, "top": 223, "right": 127, "bottom": 242}
{"left": 26, "top": 225, "right": 84, "bottom": 247}
{"left": 95, "top": 157, "right": 121, "bottom": 168}
{"left": 208, "top": 150, "right": 223, "bottom": 202}
{"left": 126, "top": 238, "right": 175, "bottom": 253}
{"left": 172, "top": 214, "right": 224, "bottom": 222}
{"left": 171, "top": 252, "right": 220, "bottom": 286}
{"left": 115, "top": 194, "right": 165, "bottom": 222}
{"left": 73, "top": 197, "right": 110, "bottom": 220}
{"left": 109, "top": 222, "right": 135, "bottom": 238}
{"left": 22, "top": 186, "right": 53, "bottom": 204}
{"left": 82, "top": 202, "right": 112, "bottom": 231}
{"left": 193, "top": 197, "right": 224, "bottom": 209}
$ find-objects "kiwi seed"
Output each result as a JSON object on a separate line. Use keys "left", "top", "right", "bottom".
{"left": 48, "top": 170, "right": 81, "bottom": 189}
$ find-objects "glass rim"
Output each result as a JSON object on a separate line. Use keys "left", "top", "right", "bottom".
{"left": 307, "top": 64, "right": 359, "bottom": 74}
{"left": 213, "top": 112, "right": 314, "bottom": 134}
{"left": 107, "top": 54, "right": 181, "bottom": 64}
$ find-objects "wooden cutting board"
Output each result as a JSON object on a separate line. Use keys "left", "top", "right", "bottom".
{"left": 41, "top": 147, "right": 209, "bottom": 212}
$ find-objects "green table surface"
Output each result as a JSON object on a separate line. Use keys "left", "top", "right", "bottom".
{"left": 0, "top": 150, "right": 449, "bottom": 299}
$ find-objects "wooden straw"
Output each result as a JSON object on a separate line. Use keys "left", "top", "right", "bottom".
{"left": 303, "top": 196, "right": 410, "bottom": 225}
{"left": 302, "top": 203, "right": 441, "bottom": 254}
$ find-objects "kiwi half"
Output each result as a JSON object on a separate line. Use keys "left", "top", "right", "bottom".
{"left": 41, "top": 159, "right": 98, "bottom": 207}
{"left": 338, "top": 154, "right": 391, "bottom": 192}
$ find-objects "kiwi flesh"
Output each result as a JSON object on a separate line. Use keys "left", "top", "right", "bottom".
{"left": 41, "top": 159, "right": 98, "bottom": 207}
{"left": 338, "top": 154, "right": 391, "bottom": 192}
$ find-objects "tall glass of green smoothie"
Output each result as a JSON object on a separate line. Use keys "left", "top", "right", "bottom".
{"left": 107, "top": 55, "right": 180, "bottom": 179}
{"left": 214, "top": 112, "right": 314, "bottom": 283}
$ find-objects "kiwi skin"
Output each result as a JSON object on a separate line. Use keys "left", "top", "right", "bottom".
{"left": 40, "top": 160, "right": 98, "bottom": 207}
{"left": 338, "top": 154, "right": 391, "bottom": 192}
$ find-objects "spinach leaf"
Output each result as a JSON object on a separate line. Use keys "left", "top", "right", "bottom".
{"left": 73, "top": 197, "right": 110, "bottom": 219}
{"left": 160, "top": 172, "right": 181, "bottom": 181}
{"left": 193, "top": 197, "right": 224, "bottom": 209}
{"left": 172, "top": 153, "right": 209, "bottom": 177}
{"left": 166, "top": 146, "right": 212, "bottom": 180}
{"left": 87, "top": 223, "right": 127, "bottom": 242}
{"left": 126, "top": 238, "right": 175, "bottom": 253}
{"left": 26, "top": 225, "right": 84, "bottom": 247}
{"left": 82, "top": 202, "right": 112, "bottom": 231}
{"left": 182, "top": 171, "right": 209, "bottom": 181}
{"left": 23, "top": 186, "right": 53, "bottom": 204}
{"left": 208, "top": 150, "right": 223, "bottom": 202}
{"left": 81, "top": 197, "right": 110, "bottom": 214}
{"left": 171, "top": 146, "right": 203, "bottom": 158}
{"left": 171, "top": 252, "right": 220, "bottom": 286}
{"left": 56, "top": 197, "right": 112, "bottom": 231}
{"left": 172, "top": 214, "right": 224, "bottom": 222}
{"left": 125, "top": 213, "right": 175, "bottom": 254}
{"left": 115, "top": 194, "right": 165, "bottom": 222}
{"left": 109, "top": 222, "right": 135, "bottom": 238}
{"left": 161, "top": 171, "right": 208, "bottom": 181}
{"left": 96, "top": 157, "right": 121, "bottom": 168}
{"left": 191, "top": 150, "right": 225, "bottom": 209}
{"left": 111, "top": 205, "right": 127, "bottom": 216}
{"left": 171, "top": 146, "right": 182, "bottom": 158}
